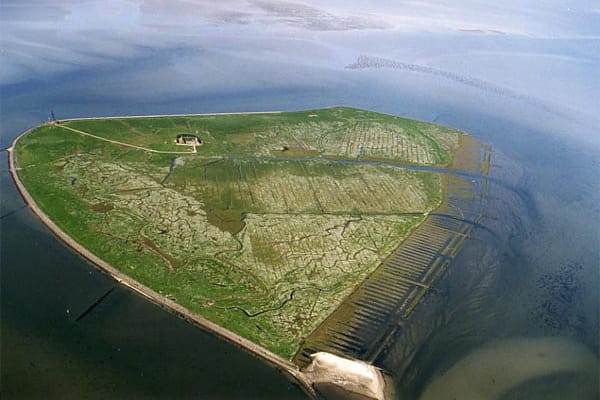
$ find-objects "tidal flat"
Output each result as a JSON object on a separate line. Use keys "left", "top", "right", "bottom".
{"left": 12, "top": 106, "right": 472, "bottom": 361}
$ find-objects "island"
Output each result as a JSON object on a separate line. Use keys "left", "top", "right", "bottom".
{"left": 9, "top": 107, "right": 490, "bottom": 399}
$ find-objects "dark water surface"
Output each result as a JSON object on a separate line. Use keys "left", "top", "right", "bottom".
{"left": 1, "top": 3, "right": 599, "bottom": 398}
{"left": 1, "top": 155, "right": 307, "bottom": 399}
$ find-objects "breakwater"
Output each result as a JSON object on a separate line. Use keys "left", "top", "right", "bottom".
{"left": 294, "top": 136, "right": 492, "bottom": 367}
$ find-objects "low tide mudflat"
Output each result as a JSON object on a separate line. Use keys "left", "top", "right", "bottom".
{"left": 13, "top": 107, "right": 464, "bottom": 359}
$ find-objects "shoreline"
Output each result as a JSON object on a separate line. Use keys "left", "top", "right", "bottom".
{"left": 7, "top": 125, "right": 318, "bottom": 399}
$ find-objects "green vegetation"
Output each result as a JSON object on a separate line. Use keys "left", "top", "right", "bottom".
{"left": 14, "top": 107, "right": 462, "bottom": 359}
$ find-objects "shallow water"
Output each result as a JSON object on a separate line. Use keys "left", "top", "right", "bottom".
{"left": 375, "top": 140, "right": 599, "bottom": 398}
{"left": 419, "top": 337, "right": 599, "bottom": 400}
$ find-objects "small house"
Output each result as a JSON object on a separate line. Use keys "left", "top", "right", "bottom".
{"left": 176, "top": 134, "right": 202, "bottom": 146}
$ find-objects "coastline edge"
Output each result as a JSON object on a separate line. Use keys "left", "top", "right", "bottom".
{"left": 7, "top": 123, "right": 318, "bottom": 399}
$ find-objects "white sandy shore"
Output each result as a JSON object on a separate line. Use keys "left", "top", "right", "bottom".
{"left": 304, "top": 352, "right": 386, "bottom": 400}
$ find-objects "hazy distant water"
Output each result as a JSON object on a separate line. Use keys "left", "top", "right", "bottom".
{"left": 1, "top": 2, "right": 598, "bottom": 399}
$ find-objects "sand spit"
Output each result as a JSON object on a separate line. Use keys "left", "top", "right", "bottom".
{"left": 304, "top": 352, "right": 388, "bottom": 400}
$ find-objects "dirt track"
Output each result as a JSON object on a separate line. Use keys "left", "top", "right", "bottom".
{"left": 59, "top": 124, "right": 195, "bottom": 154}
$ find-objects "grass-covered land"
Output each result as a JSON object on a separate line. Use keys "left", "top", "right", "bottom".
{"left": 14, "top": 107, "right": 462, "bottom": 359}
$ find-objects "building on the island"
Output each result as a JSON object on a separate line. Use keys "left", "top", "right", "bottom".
{"left": 176, "top": 134, "right": 202, "bottom": 146}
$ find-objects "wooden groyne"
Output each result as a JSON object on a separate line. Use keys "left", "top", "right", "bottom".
{"left": 294, "top": 136, "right": 492, "bottom": 367}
